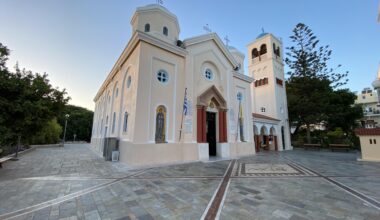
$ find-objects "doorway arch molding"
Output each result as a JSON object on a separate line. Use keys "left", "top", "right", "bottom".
{"left": 197, "top": 85, "right": 228, "bottom": 143}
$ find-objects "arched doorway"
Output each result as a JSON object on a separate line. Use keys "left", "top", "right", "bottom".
{"left": 270, "top": 127, "right": 278, "bottom": 151}
{"left": 197, "top": 86, "right": 227, "bottom": 156}
{"left": 260, "top": 126, "right": 269, "bottom": 151}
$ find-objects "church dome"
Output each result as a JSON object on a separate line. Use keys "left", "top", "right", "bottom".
{"left": 227, "top": 46, "right": 244, "bottom": 58}
{"left": 372, "top": 79, "right": 380, "bottom": 89}
{"left": 256, "top": 32, "right": 268, "bottom": 39}
{"left": 131, "top": 3, "right": 180, "bottom": 45}
{"left": 136, "top": 4, "right": 177, "bottom": 20}
{"left": 227, "top": 46, "right": 237, "bottom": 50}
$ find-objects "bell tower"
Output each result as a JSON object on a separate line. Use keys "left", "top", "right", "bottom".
{"left": 247, "top": 32, "right": 292, "bottom": 150}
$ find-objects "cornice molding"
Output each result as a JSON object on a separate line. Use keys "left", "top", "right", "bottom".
{"left": 94, "top": 31, "right": 187, "bottom": 101}
{"left": 233, "top": 72, "right": 254, "bottom": 83}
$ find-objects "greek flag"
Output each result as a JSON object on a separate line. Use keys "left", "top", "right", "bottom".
{"left": 183, "top": 88, "right": 188, "bottom": 115}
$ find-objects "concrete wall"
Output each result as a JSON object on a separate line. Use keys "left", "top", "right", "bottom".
{"left": 119, "top": 141, "right": 199, "bottom": 166}
{"left": 359, "top": 136, "right": 380, "bottom": 162}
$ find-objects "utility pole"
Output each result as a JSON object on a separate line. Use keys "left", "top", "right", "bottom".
{"left": 62, "top": 114, "right": 70, "bottom": 146}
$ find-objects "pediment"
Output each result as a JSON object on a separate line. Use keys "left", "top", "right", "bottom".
{"left": 197, "top": 85, "right": 227, "bottom": 109}
{"left": 184, "top": 33, "right": 238, "bottom": 69}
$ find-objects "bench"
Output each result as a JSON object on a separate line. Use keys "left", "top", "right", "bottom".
{"left": 0, "top": 156, "right": 12, "bottom": 168}
{"left": 329, "top": 144, "right": 350, "bottom": 152}
{"left": 303, "top": 143, "right": 321, "bottom": 151}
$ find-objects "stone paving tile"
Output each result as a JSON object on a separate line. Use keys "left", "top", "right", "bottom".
{"left": 2, "top": 144, "right": 380, "bottom": 220}
{"left": 134, "top": 160, "right": 230, "bottom": 178}
{"left": 0, "top": 144, "right": 133, "bottom": 180}
{"left": 12, "top": 178, "right": 219, "bottom": 220}
{"left": 283, "top": 149, "right": 380, "bottom": 177}
{"left": 332, "top": 176, "right": 380, "bottom": 202}
{"left": 220, "top": 178, "right": 380, "bottom": 220}
{"left": 0, "top": 179, "right": 112, "bottom": 215}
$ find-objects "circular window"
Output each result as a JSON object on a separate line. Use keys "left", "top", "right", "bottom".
{"left": 237, "top": 92, "right": 243, "bottom": 101}
{"left": 204, "top": 68, "right": 213, "bottom": 81}
{"left": 157, "top": 70, "right": 169, "bottom": 84}
{"left": 127, "top": 76, "right": 131, "bottom": 88}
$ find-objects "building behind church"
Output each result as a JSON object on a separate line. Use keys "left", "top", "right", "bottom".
{"left": 91, "top": 4, "right": 292, "bottom": 166}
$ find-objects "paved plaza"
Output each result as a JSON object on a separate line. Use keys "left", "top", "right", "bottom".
{"left": 0, "top": 145, "right": 380, "bottom": 219}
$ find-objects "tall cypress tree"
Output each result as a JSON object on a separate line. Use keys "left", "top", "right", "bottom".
{"left": 285, "top": 23, "right": 348, "bottom": 143}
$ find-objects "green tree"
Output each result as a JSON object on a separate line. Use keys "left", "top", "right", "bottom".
{"left": 58, "top": 105, "right": 93, "bottom": 142}
{"left": 285, "top": 23, "right": 348, "bottom": 143}
{"left": 326, "top": 89, "right": 363, "bottom": 132}
{"left": 30, "top": 118, "right": 63, "bottom": 144}
{"left": 0, "top": 43, "right": 70, "bottom": 148}
{"left": 286, "top": 77, "right": 332, "bottom": 141}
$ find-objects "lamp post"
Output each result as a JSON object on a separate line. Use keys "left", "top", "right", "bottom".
{"left": 63, "top": 114, "right": 70, "bottom": 146}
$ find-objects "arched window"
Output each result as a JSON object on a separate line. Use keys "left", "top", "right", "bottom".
{"left": 163, "top": 26, "right": 168, "bottom": 36}
{"left": 123, "top": 112, "right": 129, "bottom": 132}
{"left": 273, "top": 43, "right": 280, "bottom": 57}
{"left": 127, "top": 75, "right": 132, "bottom": 88}
{"left": 260, "top": 44, "right": 267, "bottom": 55}
{"left": 144, "top": 23, "right": 150, "bottom": 32}
{"left": 112, "top": 112, "right": 116, "bottom": 133}
{"left": 252, "top": 48, "right": 259, "bottom": 59}
{"left": 155, "top": 105, "right": 166, "bottom": 143}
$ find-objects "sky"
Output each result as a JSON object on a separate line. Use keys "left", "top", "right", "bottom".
{"left": 1, "top": 0, "right": 379, "bottom": 110}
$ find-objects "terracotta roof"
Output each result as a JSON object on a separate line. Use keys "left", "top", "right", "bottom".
{"left": 355, "top": 128, "right": 380, "bottom": 136}
{"left": 252, "top": 113, "right": 280, "bottom": 121}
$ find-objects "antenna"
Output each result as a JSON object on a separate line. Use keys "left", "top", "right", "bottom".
{"left": 156, "top": 0, "right": 163, "bottom": 5}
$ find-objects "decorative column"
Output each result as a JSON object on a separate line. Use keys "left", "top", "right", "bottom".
{"left": 218, "top": 111, "right": 224, "bottom": 142}
{"left": 202, "top": 107, "right": 206, "bottom": 142}
{"left": 197, "top": 105, "right": 206, "bottom": 143}
{"left": 218, "top": 109, "right": 227, "bottom": 143}
{"left": 254, "top": 135, "right": 260, "bottom": 152}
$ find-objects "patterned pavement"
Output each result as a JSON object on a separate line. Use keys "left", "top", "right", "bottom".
{"left": 0, "top": 144, "right": 380, "bottom": 219}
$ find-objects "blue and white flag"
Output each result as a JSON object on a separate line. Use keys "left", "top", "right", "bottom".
{"left": 183, "top": 88, "right": 188, "bottom": 115}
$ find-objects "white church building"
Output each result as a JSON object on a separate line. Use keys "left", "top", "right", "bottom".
{"left": 91, "top": 4, "right": 292, "bottom": 166}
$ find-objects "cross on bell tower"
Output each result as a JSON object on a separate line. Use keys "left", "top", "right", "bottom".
{"left": 203, "top": 24, "right": 212, "bottom": 33}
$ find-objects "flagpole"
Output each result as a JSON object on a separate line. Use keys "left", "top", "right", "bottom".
{"left": 179, "top": 88, "right": 187, "bottom": 142}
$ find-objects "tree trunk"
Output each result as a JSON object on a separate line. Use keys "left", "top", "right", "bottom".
{"left": 306, "top": 124, "right": 311, "bottom": 144}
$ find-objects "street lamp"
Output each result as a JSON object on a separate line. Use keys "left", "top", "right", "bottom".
{"left": 63, "top": 114, "right": 70, "bottom": 146}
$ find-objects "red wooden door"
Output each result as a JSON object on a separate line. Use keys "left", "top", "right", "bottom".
{"left": 274, "top": 136, "right": 278, "bottom": 151}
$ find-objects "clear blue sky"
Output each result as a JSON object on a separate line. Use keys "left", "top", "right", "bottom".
{"left": 1, "top": 0, "right": 379, "bottom": 110}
